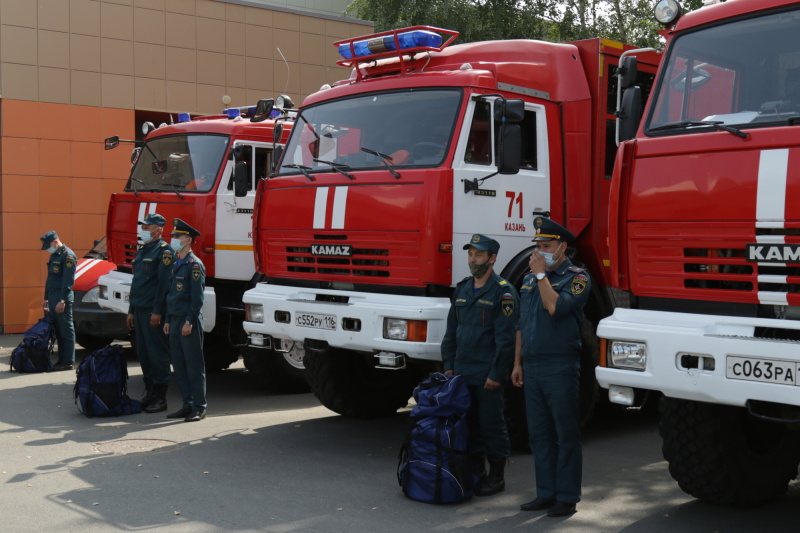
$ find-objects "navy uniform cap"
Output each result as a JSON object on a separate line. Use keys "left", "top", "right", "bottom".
{"left": 139, "top": 213, "right": 166, "bottom": 227}
{"left": 463, "top": 234, "right": 500, "bottom": 255}
{"left": 171, "top": 218, "right": 201, "bottom": 238}
{"left": 532, "top": 216, "right": 576, "bottom": 243}
{"left": 40, "top": 230, "right": 58, "bottom": 250}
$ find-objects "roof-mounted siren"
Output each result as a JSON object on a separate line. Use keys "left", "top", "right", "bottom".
{"left": 334, "top": 26, "right": 459, "bottom": 80}
{"left": 654, "top": 0, "right": 682, "bottom": 26}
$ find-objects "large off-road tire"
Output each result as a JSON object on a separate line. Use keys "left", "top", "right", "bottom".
{"left": 304, "top": 348, "right": 422, "bottom": 418}
{"left": 243, "top": 341, "right": 309, "bottom": 393}
{"left": 202, "top": 334, "right": 239, "bottom": 372}
{"left": 659, "top": 397, "right": 800, "bottom": 506}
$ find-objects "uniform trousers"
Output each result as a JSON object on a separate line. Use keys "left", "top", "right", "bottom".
{"left": 168, "top": 315, "right": 206, "bottom": 411}
{"left": 47, "top": 295, "right": 75, "bottom": 365}
{"left": 523, "top": 355, "right": 582, "bottom": 503}
{"left": 131, "top": 306, "right": 171, "bottom": 385}
{"left": 466, "top": 384, "right": 510, "bottom": 462}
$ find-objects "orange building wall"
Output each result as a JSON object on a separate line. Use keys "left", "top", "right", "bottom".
{"left": 1, "top": 100, "right": 134, "bottom": 333}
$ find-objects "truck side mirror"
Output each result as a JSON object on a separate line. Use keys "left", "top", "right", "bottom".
{"left": 618, "top": 87, "right": 642, "bottom": 142}
{"left": 234, "top": 161, "right": 249, "bottom": 197}
{"left": 271, "top": 146, "right": 283, "bottom": 175}
{"left": 494, "top": 98, "right": 525, "bottom": 123}
{"left": 105, "top": 136, "right": 120, "bottom": 150}
{"left": 496, "top": 123, "right": 521, "bottom": 175}
{"left": 619, "top": 56, "right": 639, "bottom": 90}
{"left": 251, "top": 99, "right": 274, "bottom": 123}
{"left": 273, "top": 123, "right": 283, "bottom": 143}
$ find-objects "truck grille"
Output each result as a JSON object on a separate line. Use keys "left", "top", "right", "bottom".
{"left": 287, "top": 245, "right": 390, "bottom": 277}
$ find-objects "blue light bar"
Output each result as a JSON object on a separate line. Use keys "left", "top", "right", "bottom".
{"left": 177, "top": 112, "right": 191, "bottom": 123}
{"left": 225, "top": 108, "right": 240, "bottom": 119}
{"left": 338, "top": 30, "right": 442, "bottom": 60}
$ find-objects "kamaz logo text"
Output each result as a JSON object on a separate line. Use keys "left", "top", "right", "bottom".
{"left": 746, "top": 244, "right": 800, "bottom": 263}
{"left": 311, "top": 244, "right": 353, "bottom": 257}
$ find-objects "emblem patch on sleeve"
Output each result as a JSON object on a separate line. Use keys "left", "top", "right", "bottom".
{"left": 571, "top": 275, "right": 587, "bottom": 295}
{"left": 192, "top": 268, "right": 201, "bottom": 281}
{"left": 52, "top": 264, "right": 60, "bottom": 274}
{"left": 162, "top": 253, "right": 173, "bottom": 266}
{"left": 176, "top": 281, "right": 184, "bottom": 292}
{"left": 501, "top": 293, "right": 514, "bottom": 317}
{"left": 66, "top": 257, "right": 74, "bottom": 269}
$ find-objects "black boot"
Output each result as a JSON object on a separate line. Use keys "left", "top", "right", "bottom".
{"left": 145, "top": 384, "right": 168, "bottom": 413}
{"left": 470, "top": 454, "right": 487, "bottom": 480}
{"left": 139, "top": 381, "right": 156, "bottom": 410}
{"left": 474, "top": 458, "right": 506, "bottom": 496}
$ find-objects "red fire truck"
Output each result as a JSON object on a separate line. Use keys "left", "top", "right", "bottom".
{"left": 242, "top": 27, "right": 659, "bottom": 419}
{"left": 97, "top": 102, "right": 305, "bottom": 390}
{"left": 597, "top": 0, "right": 800, "bottom": 506}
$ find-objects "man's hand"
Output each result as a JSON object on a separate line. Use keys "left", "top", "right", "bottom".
{"left": 182, "top": 323, "right": 192, "bottom": 337}
{"left": 42, "top": 300, "right": 49, "bottom": 311}
{"left": 163, "top": 323, "right": 170, "bottom": 335}
{"left": 55, "top": 301, "right": 66, "bottom": 314}
{"left": 444, "top": 370, "right": 454, "bottom": 376}
{"left": 511, "top": 364, "right": 524, "bottom": 388}
{"left": 484, "top": 377, "right": 501, "bottom": 391}
{"left": 126, "top": 314, "right": 135, "bottom": 331}
{"left": 150, "top": 313, "right": 162, "bottom": 328}
{"left": 529, "top": 250, "right": 546, "bottom": 275}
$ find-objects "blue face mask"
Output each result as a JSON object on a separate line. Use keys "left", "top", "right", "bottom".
{"left": 138, "top": 228, "right": 153, "bottom": 244}
{"left": 539, "top": 243, "right": 564, "bottom": 270}
{"left": 170, "top": 238, "right": 184, "bottom": 253}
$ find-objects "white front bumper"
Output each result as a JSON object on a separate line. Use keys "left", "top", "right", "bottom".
{"left": 242, "top": 283, "right": 451, "bottom": 361}
{"left": 596, "top": 308, "right": 800, "bottom": 408}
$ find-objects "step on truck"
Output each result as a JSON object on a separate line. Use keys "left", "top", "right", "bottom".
{"left": 241, "top": 27, "right": 660, "bottom": 420}
{"left": 597, "top": 0, "right": 800, "bottom": 507}
{"left": 97, "top": 101, "right": 307, "bottom": 391}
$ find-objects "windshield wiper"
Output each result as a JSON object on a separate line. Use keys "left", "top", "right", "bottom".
{"left": 161, "top": 182, "right": 185, "bottom": 200}
{"left": 360, "top": 147, "right": 401, "bottom": 179}
{"left": 650, "top": 120, "right": 748, "bottom": 139}
{"left": 313, "top": 159, "right": 355, "bottom": 180}
{"left": 129, "top": 177, "right": 147, "bottom": 197}
{"left": 284, "top": 164, "right": 315, "bottom": 182}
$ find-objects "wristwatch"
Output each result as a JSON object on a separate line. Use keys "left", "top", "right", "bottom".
{"left": 184, "top": 321, "right": 192, "bottom": 326}
{"left": 535, "top": 272, "right": 546, "bottom": 281}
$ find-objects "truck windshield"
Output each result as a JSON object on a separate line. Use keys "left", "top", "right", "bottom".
{"left": 277, "top": 89, "right": 462, "bottom": 175}
{"left": 646, "top": 8, "right": 800, "bottom": 132}
{"left": 126, "top": 134, "right": 230, "bottom": 193}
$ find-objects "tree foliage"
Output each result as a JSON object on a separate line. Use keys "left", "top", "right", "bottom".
{"left": 344, "top": 0, "right": 707, "bottom": 48}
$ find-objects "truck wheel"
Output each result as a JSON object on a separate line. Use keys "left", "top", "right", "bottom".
{"left": 202, "top": 334, "right": 239, "bottom": 372}
{"left": 76, "top": 334, "right": 110, "bottom": 352}
{"left": 659, "top": 397, "right": 800, "bottom": 506}
{"left": 304, "top": 348, "right": 422, "bottom": 418}
{"left": 242, "top": 341, "right": 309, "bottom": 393}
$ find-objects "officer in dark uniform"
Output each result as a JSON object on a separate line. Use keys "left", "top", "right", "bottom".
{"left": 441, "top": 234, "right": 518, "bottom": 497}
{"left": 512, "top": 217, "right": 591, "bottom": 517}
{"left": 127, "top": 213, "right": 173, "bottom": 413}
{"left": 163, "top": 218, "right": 206, "bottom": 422}
{"left": 41, "top": 231, "right": 77, "bottom": 371}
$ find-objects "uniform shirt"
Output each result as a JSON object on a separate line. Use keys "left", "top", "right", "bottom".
{"left": 45, "top": 245, "right": 77, "bottom": 302}
{"left": 441, "top": 271, "right": 519, "bottom": 385}
{"left": 128, "top": 239, "right": 173, "bottom": 314}
{"left": 165, "top": 251, "right": 205, "bottom": 325}
{"left": 518, "top": 257, "right": 591, "bottom": 358}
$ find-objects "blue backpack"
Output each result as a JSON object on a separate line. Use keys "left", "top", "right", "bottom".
{"left": 10, "top": 317, "right": 55, "bottom": 373}
{"left": 74, "top": 344, "right": 141, "bottom": 417}
{"left": 397, "top": 373, "right": 475, "bottom": 504}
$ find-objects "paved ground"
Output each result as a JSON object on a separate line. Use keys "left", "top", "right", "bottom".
{"left": 1, "top": 334, "right": 798, "bottom": 532}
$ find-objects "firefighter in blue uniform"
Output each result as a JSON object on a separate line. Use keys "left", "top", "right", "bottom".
{"left": 441, "top": 234, "right": 518, "bottom": 497}
{"left": 512, "top": 216, "right": 591, "bottom": 517}
{"left": 163, "top": 218, "right": 207, "bottom": 422}
{"left": 127, "top": 213, "right": 173, "bottom": 413}
{"left": 41, "top": 231, "right": 77, "bottom": 371}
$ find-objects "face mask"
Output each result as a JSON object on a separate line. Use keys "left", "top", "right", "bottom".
{"left": 138, "top": 228, "right": 153, "bottom": 244}
{"left": 539, "top": 244, "right": 563, "bottom": 269}
{"left": 469, "top": 261, "right": 491, "bottom": 279}
{"left": 170, "top": 238, "right": 184, "bottom": 253}
{"left": 47, "top": 246, "right": 57, "bottom": 254}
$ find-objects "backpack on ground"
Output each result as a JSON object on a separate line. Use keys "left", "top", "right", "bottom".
{"left": 9, "top": 316, "right": 56, "bottom": 373}
{"left": 74, "top": 344, "right": 141, "bottom": 417}
{"left": 397, "top": 372, "right": 475, "bottom": 504}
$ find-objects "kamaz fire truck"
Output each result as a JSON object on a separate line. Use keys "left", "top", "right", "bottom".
{"left": 97, "top": 102, "right": 305, "bottom": 390}
{"left": 596, "top": 0, "right": 800, "bottom": 507}
{"left": 241, "top": 27, "right": 659, "bottom": 419}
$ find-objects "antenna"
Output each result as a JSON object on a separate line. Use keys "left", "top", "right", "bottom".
{"left": 277, "top": 47, "right": 290, "bottom": 96}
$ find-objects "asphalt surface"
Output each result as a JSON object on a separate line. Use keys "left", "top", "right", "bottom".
{"left": 1, "top": 334, "right": 798, "bottom": 532}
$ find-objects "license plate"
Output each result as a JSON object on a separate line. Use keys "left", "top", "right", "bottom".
{"left": 295, "top": 312, "right": 336, "bottom": 330}
{"left": 726, "top": 356, "right": 799, "bottom": 386}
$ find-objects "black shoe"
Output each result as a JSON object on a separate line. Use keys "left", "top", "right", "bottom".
{"left": 166, "top": 407, "right": 192, "bottom": 419}
{"left": 145, "top": 398, "right": 167, "bottom": 413}
{"left": 184, "top": 410, "right": 206, "bottom": 422}
{"left": 546, "top": 501, "right": 577, "bottom": 517}
{"left": 520, "top": 497, "right": 555, "bottom": 511}
{"left": 52, "top": 362, "right": 73, "bottom": 371}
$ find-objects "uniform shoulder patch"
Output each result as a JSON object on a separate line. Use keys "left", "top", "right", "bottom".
{"left": 501, "top": 296, "right": 515, "bottom": 317}
{"left": 498, "top": 280, "right": 507, "bottom": 285}
{"left": 65, "top": 256, "right": 75, "bottom": 269}
{"left": 162, "top": 250, "right": 173, "bottom": 266}
{"left": 191, "top": 264, "right": 202, "bottom": 281}
{"left": 571, "top": 276, "right": 587, "bottom": 295}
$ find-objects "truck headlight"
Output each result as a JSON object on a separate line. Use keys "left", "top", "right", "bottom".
{"left": 98, "top": 285, "right": 108, "bottom": 300}
{"left": 609, "top": 341, "right": 647, "bottom": 370}
{"left": 82, "top": 286, "right": 100, "bottom": 303}
{"left": 246, "top": 303, "right": 264, "bottom": 323}
{"left": 383, "top": 318, "right": 427, "bottom": 342}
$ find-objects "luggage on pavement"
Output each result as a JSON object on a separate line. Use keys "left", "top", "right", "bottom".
{"left": 9, "top": 316, "right": 56, "bottom": 373}
{"left": 74, "top": 344, "right": 141, "bottom": 417}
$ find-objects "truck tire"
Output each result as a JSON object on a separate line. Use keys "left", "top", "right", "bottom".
{"left": 659, "top": 397, "right": 800, "bottom": 506}
{"left": 304, "top": 348, "right": 422, "bottom": 418}
{"left": 202, "top": 334, "right": 239, "bottom": 372}
{"left": 76, "top": 334, "right": 110, "bottom": 352}
{"left": 242, "top": 342, "right": 309, "bottom": 393}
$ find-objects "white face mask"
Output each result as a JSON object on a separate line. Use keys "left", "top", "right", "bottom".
{"left": 170, "top": 238, "right": 184, "bottom": 253}
{"left": 539, "top": 243, "right": 564, "bottom": 269}
{"left": 47, "top": 246, "right": 58, "bottom": 254}
{"left": 138, "top": 227, "right": 153, "bottom": 244}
